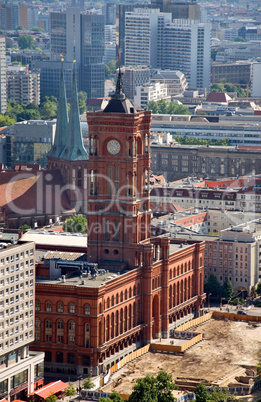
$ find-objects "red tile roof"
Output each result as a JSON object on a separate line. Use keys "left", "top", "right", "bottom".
{"left": 0, "top": 169, "right": 74, "bottom": 217}
{"left": 206, "top": 92, "right": 231, "bottom": 102}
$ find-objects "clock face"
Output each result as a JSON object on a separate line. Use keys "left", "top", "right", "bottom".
{"left": 107, "top": 139, "right": 121, "bottom": 155}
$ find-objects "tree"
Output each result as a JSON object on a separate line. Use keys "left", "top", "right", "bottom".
{"left": 105, "top": 60, "right": 117, "bottom": 79}
{"left": 45, "top": 394, "right": 58, "bottom": 402}
{"left": 63, "top": 215, "right": 87, "bottom": 233}
{"left": 65, "top": 383, "right": 76, "bottom": 397}
{"left": 31, "top": 26, "right": 45, "bottom": 32}
{"left": 204, "top": 274, "right": 222, "bottom": 298}
{"left": 221, "top": 279, "right": 234, "bottom": 300}
{"left": 156, "top": 371, "right": 178, "bottom": 402}
{"left": 78, "top": 91, "right": 87, "bottom": 114}
{"left": 40, "top": 100, "right": 57, "bottom": 120}
{"left": 256, "top": 282, "right": 261, "bottom": 296}
{"left": 98, "top": 392, "right": 125, "bottom": 401}
{"left": 15, "top": 25, "right": 25, "bottom": 31}
{"left": 0, "top": 114, "right": 15, "bottom": 127}
{"left": 128, "top": 374, "right": 158, "bottom": 402}
{"left": 147, "top": 100, "right": 190, "bottom": 115}
{"left": 234, "top": 36, "right": 246, "bottom": 42}
{"left": 210, "top": 389, "right": 238, "bottom": 402}
{"left": 195, "top": 384, "right": 209, "bottom": 402}
{"left": 19, "top": 224, "right": 31, "bottom": 231}
{"left": 128, "top": 371, "right": 177, "bottom": 402}
{"left": 83, "top": 377, "right": 95, "bottom": 390}
{"left": 18, "top": 34, "right": 35, "bottom": 50}
{"left": 17, "top": 109, "right": 41, "bottom": 121}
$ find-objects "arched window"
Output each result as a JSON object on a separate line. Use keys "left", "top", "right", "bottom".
{"left": 68, "top": 320, "right": 75, "bottom": 345}
{"left": 46, "top": 300, "right": 52, "bottom": 312}
{"left": 120, "top": 291, "right": 123, "bottom": 302}
{"left": 69, "top": 302, "right": 75, "bottom": 314}
{"left": 116, "top": 294, "right": 119, "bottom": 304}
{"left": 129, "top": 287, "right": 132, "bottom": 298}
{"left": 107, "top": 164, "right": 113, "bottom": 195}
{"left": 57, "top": 319, "right": 64, "bottom": 329}
{"left": 111, "top": 295, "right": 114, "bottom": 307}
{"left": 68, "top": 320, "right": 75, "bottom": 331}
{"left": 85, "top": 323, "right": 90, "bottom": 348}
{"left": 99, "top": 303, "right": 102, "bottom": 314}
{"left": 107, "top": 298, "right": 110, "bottom": 309}
{"left": 57, "top": 301, "right": 63, "bottom": 313}
{"left": 78, "top": 167, "right": 82, "bottom": 188}
{"left": 145, "top": 133, "right": 149, "bottom": 153}
{"left": 85, "top": 304, "right": 91, "bottom": 316}
{"left": 115, "top": 164, "right": 119, "bottom": 193}
{"left": 35, "top": 299, "right": 40, "bottom": 312}
{"left": 35, "top": 317, "right": 41, "bottom": 328}
{"left": 125, "top": 289, "right": 128, "bottom": 300}
{"left": 45, "top": 319, "right": 52, "bottom": 329}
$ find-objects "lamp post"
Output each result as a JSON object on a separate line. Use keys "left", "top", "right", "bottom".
{"left": 208, "top": 293, "right": 212, "bottom": 310}
{"left": 78, "top": 376, "right": 82, "bottom": 395}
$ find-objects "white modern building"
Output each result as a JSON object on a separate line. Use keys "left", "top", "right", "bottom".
{"left": 150, "top": 70, "right": 188, "bottom": 97}
{"left": 0, "top": 239, "right": 44, "bottom": 401}
{"left": 125, "top": 8, "right": 171, "bottom": 68}
{"left": 0, "top": 35, "right": 6, "bottom": 114}
{"left": 163, "top": 20, "right": 211, "bottom": 91}
{"left": 134, "top": 82, "right": 170, "bottom": 109}
{"left": 251, "top": 62, "right": 261, "bottom": 97}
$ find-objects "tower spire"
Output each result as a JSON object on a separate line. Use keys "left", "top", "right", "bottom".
{"left": 114, "top": 49, "right": 125, "bottom": 100}
{"left": 49, "top": 56, "right": 68, "bottom": 158}
{"left": 59, "top": 60, "right": 87, "bottom": 161}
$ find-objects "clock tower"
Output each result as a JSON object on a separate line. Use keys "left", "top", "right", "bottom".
{"left": 87, "top": 71, "right": 152, "bottom": 269}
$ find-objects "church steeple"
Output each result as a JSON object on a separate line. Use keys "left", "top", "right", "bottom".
{"left": 59, "top": 61, "right": 88, "bottom": 161}
{"left": 49, "top": 58, "right": 68, "bottom": 159}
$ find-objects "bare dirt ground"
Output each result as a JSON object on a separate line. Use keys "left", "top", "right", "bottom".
{"left": 102, "top": 319, "right": 261, "bottom": 396}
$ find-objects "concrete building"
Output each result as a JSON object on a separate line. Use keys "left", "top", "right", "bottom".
{"left": 125, "top": 8, "right": 171, "bottom": 68}
{"left": 6, "top": 120, "right": 56, "bottom": 168}
{"left": 162, "top": 20, "right": 211, "bottom": 91}
{"left": 0, "top": 35, "right": 6, "bottom": 114}
{"left": 122, "top": 67, "right": 150, "bottom": 101}
{"left": 211, "top": 62, "right": 252, "bottom": 85}
{"left": 0, "top": 238, "right": 45, "bottom": 401}
{"left": 50, "top": 9, "right": 105, "bottom": 98}
{"left": 150, "top": 70, "right": 188, "bottom": 97}
{"left": 34, "top": 60, "right": 75, "bottom": 101}
{"left": 6, "top": 65, "right": 40, "bottom": 106}
{"left": 150, "top": 141, "right": 261, "bottom": 182}
{"left": 134, "top": 82, "right": 170, "bottom": 109}
{"left": 251, "top": 62, "right": 261, "bottom": 97}
{"left": 150, "top": 114, "right": 261, "bottom": 147}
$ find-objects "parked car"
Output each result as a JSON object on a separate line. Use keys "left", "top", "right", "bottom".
{"left": 237, "top": 310, "right": 248, "bottom": 315}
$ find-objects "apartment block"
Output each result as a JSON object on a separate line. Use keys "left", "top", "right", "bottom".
{"left": 0, "top": 36, "right": 6, "bottom": 114}
{"left": 0, "top": 239, "right": 44, "bottom": 401}
{"left": 134, "top": 82, "right": 170, "bottom": 109}
{"left": 7, "top": 67, "right": 40, "bottom": 106}
{"left": 122, "top": 67, "right": 151, "bottom": 101}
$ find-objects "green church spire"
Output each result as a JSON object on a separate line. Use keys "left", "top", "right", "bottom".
{"left": 49, "top": 57, "right": 68, "bottom": 159}
{"left": 59, "top": 61, "right": 88, "bottom": 161}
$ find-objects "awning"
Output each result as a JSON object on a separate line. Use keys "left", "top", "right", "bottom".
{"left": 28, "top": 381, "right": 68, "bottom": 399}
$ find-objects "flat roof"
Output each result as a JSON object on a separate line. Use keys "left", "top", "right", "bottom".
{"left": 21, "top": 230, "right": 87, "bottom": 248}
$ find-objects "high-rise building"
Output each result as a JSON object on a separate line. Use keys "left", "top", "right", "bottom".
{"left": 7, "top": 65, "right": 40, "bottom": 105}
{"left": 102, "top": 3, "right": 116, "bottom": 25}
{"left": 49, "top": 9, "right": 105, "bottom": 98}
{"left": 162, "top": 20, "right": 211, "bottom": 91}
{"left": 0, "top": 239, "right": 45, "bottom": 401}
{"left": 122, "top": 66, "right": 151, "bottom": 101}
{"left": 0, "top": 35, "right": 6, "bottom": 114}
{"left": 125, "top": 9, "right": 171, "bottom": 68}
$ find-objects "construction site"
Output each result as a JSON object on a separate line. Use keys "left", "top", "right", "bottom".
{"left": 101, "top": 315, "right": 261, "bottom": 398}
